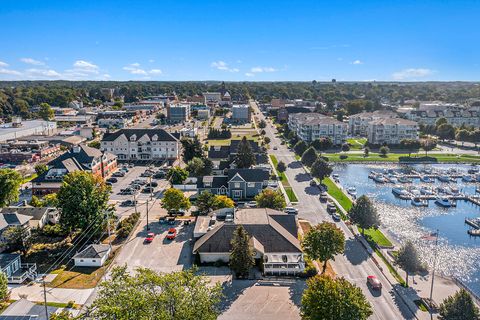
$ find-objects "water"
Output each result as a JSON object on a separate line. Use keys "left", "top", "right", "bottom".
{"left": 333, "top": 163, "right": 480, "bottom": 295}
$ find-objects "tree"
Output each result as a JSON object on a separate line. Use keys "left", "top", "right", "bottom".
{"left": 2, "top": 226, "right": 31, "bottom": 254}
{"left": 38, "top": 102, "right": 54, "bottom": 121}
{"left": 439, "top": 289, "right": 480, "bottom": 320}
{"left": 400, "top": 139, "right": 420, "bottom": 157}
{"left": 29, "top": 195, "right": 43, "bottom": 207}
{"left": 301, "top": 147, "right": 318, "bottom": 167}
{"left": 235, "top": 137, "right": 256, "bottom": 168}
{"left": 395, "top": 241, "right": 424, "bottom": 286}
{"left": 348, "top": 195, "right": 380, "bottom": 236}
{"left": 162, "top": 188, "right": 191, "bottom": 212}
{"left": 468, "top": 130, "right": 480, "bottom": 148}
{"left": 87, "top": 140, "right": 101, "bottom": 149}
{"left": 50, "top": 310, "right": 76, "bottom": 320}
{"left": 0, "top": 169, "right": 22, "bottom": 207}
{"left": 260, "top": 129, "right": 266, "bottom": 136}
{"left": 181, "top": 137, "right": 203, "bottom": 162}
{"left": 437, "top": 123, "right": 455, "bottom": 141}
{"left": 34, "top": 163, "right": 48, "bottom": 175}
{"left": 57, "top": 171, "right": 110, "bottom": 233}
{"left": 311, "top": 137, "right": 333, "bottom": 151}
{"left": 420, "top": 139, "right": 437, "bottom": 156}
{"left": 264, "top": 136, "right": 271, "bottom": 144}
{"left": 294, "top": 140, "right": 308, "bottom": 155}
{"left": 277, "top": 161, "right": 286, "bottom": 173}
{"left": 302, "top": 222, "right": 345, "bottom": 273}
{"left": 435, "top": 117, "right": 448, "bottom": 127}
{"left": 196, "top": 191, "right": 216, "bottom": 214}
{"left": 301, "top": 275, "right": 372, "bottom": 320}
{"left": 379, "top": 146, "right": 389, "bottom": 156}
{"left": 310, "top": 158, "right": 332, "bottom": 181}
{"left": 341, "top": 143, "right": 350, "bottom": 152}
{"left": 42, "top": 193, "right": 58, "bottom": 207}
{"left": 255, "top": 189, "right": 286, "bottom": 210}
{"left": 186, "top": 157, "right": 206, "bottom": 177}
{"left": 258, "top": 119, "right": 267, "bottom": 128}
{"left": 455, "top": 129, "right": 470, "bottom": 146}
{"left": 229, "top": 226, "right": 254, "bottom": 278}
{"left": 167, "top": 166, "right": 189, "bottom": 184}
{"left": 89, "top": 266, "right": 222, "bottom": 320}
{"left": 213, "top": 195, "right": 234, "bottom": 209}
{"left": 0, "top": 271, "right": 8, "bottom": 302}
{"left": 363, "top": 146, "right": 370, "bottom": 157}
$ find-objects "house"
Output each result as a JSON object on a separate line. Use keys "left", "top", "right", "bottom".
{"left": 193, "top": 208, "right": 304, "bottom": 275}
{"left": 197, "top": 168, "right": 270, "bottom": 200}
{"left": 101, "top": 129, "right": 180, "bottom": 162}
{"left": 0, "top": 298, "right": 59, "bottom": 320}
{"left": 73, "top": 244, "right": 112, "bottom": 267}
{"left": 0, "top": 206, "right": 59, "bottom": 229}
{"left": 0, "top": 212, "right": 32, "bottom": 251}
{"left": 0, "top": 254, "right": 37, "bottom": 283}
{"left": 31, "top": 144, "right": 117, "bottom": 196}
{"left": 288, "top": 113, "right": 348, "bottom": 144}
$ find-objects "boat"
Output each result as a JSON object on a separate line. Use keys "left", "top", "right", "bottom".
{"left": 392, "top": 186, "right": 408, "bottom": 198}
{"left": 476, "top": 186, "right": 480, "bottom": 194}
{"left": 435, "top": 196, "right": 455, "bottom": 207}
{"left": 420, "top": 176, "right": 434, "bottom": 183}
{"left": 468, "top": 229, "right": 480, "bottom": 236}
{"left": 465, "top": 218, "right": 480, "bottom": 229}
{"left": 449, "top": 187, "right": 460, "bottom": 196}
{"left": 347, "top": 187, "right": 357, "bottom": 197}
{"left": 373, "top": 174, "right": 388, "bottom": 184}
{"left": 468, "top": 167, "right": 479, "bottom": 174}
{"left": 450, "top": 177, "right": 458, "bottom": 183}
{"left": 368, "top": 171, "right": 377, "bottom": 179}
{"left": 420, "top": 186, "right": 435, "bottom": 195}
{"left": 411, "top": 197, "right": 428, "bottom": 207}
{"left": 398, "top": 176, "right": 412, "bottom": 183}
{"left": 438, "top": 175, "right": 450, "bottom": 183}
{"left": 462, "top": 175, "right": 474, "bottom": 183}
{"left": 407, "top": 186, "right": 421, "bottom": 196}
{"left": 332, "top": 174, "right": 339, "bottom": 181}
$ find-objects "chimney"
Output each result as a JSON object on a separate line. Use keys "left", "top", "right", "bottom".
{"left": 72, "top": 145, "right": 81, "bottom": 153}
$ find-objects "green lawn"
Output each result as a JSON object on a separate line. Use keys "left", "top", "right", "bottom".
{"left": 324, "top": 153, "right": 480, "bottom": 163}
{"left": 206, "top": 136, "right": 259, "bottom": 146}
{"left": 346, "top": 138, "right": 367, "bottom": 150}
{"left": 358, "top": 227, "right": 393, "bottom": 247}
{"left": 269, "top": 154, "right": 297, "bottom": 201}
{"left": 285, "top": 187, "right": 299, "bottom": 202}
{"left": 322, "top": 177, "right": 353, "bottom": 211}
{"left": 21, "top": 173, "right": 37, "bottom": 184}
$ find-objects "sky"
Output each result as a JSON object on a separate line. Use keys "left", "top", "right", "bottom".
{"left": 0, "top": 0, "right": 479, "bottom": 82}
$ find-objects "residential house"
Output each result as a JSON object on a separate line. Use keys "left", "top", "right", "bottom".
{"left": 0, "top": 298, "right": 60, "bottom": 320}
{"left": 288, "top": 113, "right": 348, "bottom": 144}
{"left": 0, "top": 206, "right": 59, "bottom": 229}
{"left": 0, "top": 254, "right": 37, "bottom": 283}
{"left": 0, "top": 212, "right": 32, "bottom": 251}
{"left": 207, "top": 140, "right": 268, "bottom": 174}
{"left": 193, "top": 208, "right": 304, "bottom": 275}
{"left": 367, "top": 118, "right": 419, "bottom": 145}
{"left": 73, "top": 244, "right": 112, "bottom": 267}
{"left": 31, "top": 144, "right": 117, "bottom": 196}
{"left": 101, "top": 129, "right": 180, "bottom": 162}
{"left": 348, "top": 110, "right": 398, "bottom": 136}
{"left": 403, "top": 106, "right": 480, "bottom": 128}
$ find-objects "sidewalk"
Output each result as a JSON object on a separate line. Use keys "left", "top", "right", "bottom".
{"left": 9, "top": 283, "right": 94, "bottom": 305}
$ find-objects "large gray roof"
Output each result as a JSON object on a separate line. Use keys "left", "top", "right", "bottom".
{"left": 0, "top": 213, "right": 32, "bottom": 231}
{"left": 102, "top": 129, "right": 178, "bottom": 142}
{"left": 73, "top": 244, "right": 111, "bottom": 259}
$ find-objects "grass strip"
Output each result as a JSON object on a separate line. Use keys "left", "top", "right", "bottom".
{"left": 373, "top": 247, "right": 406, "bottom": 287}
{"left": 324, "top": 153, "right": 480, "bottom": 163}
{"left": 322, "top": 177, "right": 353, "bottom": 211}
{"left": 358, "top": 227, "right": 393, "bottom": 247}
{"left": 285, "top": 187, "right": 298, "bottom": 202}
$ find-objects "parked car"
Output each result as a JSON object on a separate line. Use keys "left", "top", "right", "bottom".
{"left": 145, "top": 232, "right": 155, "bottom": 243}
{"left": 106, "top": 177, "right": 118, "bottom": 183}
{"left": 112, "top": 171, "right": 125, "bottom": 177}
{"left": 141, "top": 171, "right": 153, "bottom": 177}
{"left": 120, "top": 188, "right": 135, "bottom": 195}
{"left": 245, "top": 201, "right": 257, "bottom": 208}
{"left": 367, "top": 275, "right": 382, "bottom": 290}
{"left": 273, "top": 146, "right": 278, "bottom": 150}
{"left": 121, "top": 200, "right": 137, "bottom": 207}
{"left": 133, "top": 179, "right": 147, "bottom": 185}
{"left": 310, "top": 180, "right": 317, "bottom": 187}
{"left": 327, "top": 202, "right": 337, "bottom": 213}
{"left": 168, "top": 209, "right": 186, "bottom": 216}
{"left": 120, "top": 167, "right": 129, "bottom": 172}
{"left": 284, "top": 207, "right": 298, "bottom": 214}
{"left": 148, "top": 181, "right": 158, "bottom": 188}
{"left": 130, "top": 184, "right": 141, "bottom": 191}
{"left": 332, "top": 212, "right": 341, "bottom": 221}
{"left": 166, "top": 228, "right": 177, "bottom": 240}
{"left": 319, "top": 192, "right": 328, "bottom": 202}
{"left": 142, "top": 186, "right": 154, "bottom": 193}
{"left": 154, "top": 172, "right": 165, "bottom": 179}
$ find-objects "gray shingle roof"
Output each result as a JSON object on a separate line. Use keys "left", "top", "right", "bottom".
{"left": 0, "top": 213, "right": 32, "bottom": 231}
{"left": 227, "top": 169, "right": 270, "bottom": 182}
{"left": 102, "top": 129, "right": 178, "bottom": 142}
{"left": 73, "top": 244, "right": 111, "bottom": 259}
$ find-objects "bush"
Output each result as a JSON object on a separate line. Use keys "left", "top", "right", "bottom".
{"left": 300, "top": 258, "right": 318, "bottom": 278}
{"left": 66, "top": 300, "right": 75, "bottom": 308}
{"left": 116, "top": 212, "right": 140, "bottom": 238}
{"left": 339, "top": 155, "right": 348, "bottom": 160}
{"left": 42, "top": 224, "right": 68, "bottom": 237}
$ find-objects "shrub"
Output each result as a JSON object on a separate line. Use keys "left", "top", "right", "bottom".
{"left": 339, "top": 155, "right": 348, "bottom": 160}
{"left": 42, "top": 224, "right": 68, "bottom": 237}
{"left": 66, "top": 300, "right": 75, "bottom": 308}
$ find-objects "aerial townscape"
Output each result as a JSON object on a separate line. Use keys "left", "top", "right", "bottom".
{"left": 0, "top": 1, "right": 480, "bottom": 320}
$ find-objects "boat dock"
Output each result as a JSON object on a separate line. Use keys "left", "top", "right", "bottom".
{"left": 393, "top": 192, "right": 480, "bottom": 207}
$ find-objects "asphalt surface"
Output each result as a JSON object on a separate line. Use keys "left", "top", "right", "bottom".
{"left": 251, "top": 101, "right": 415, "bottom": 320}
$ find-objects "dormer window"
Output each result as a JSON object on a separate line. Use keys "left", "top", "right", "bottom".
{"left": 130, "top": 134, "right": 136, "bottom": 142}
{"left": 152, "top": 134, "right": 158, "bottom": 141}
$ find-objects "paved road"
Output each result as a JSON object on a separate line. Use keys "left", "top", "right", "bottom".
{"left": 251, "top": 101, "right": 415, "bottom": 320}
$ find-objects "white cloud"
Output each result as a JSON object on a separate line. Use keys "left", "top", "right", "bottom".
{"left": 72, "top": 60, "right": 99, "bottom": 73}
{"left": 130, "top": 62, "right": 141, "bottom": 67}
{"left": 250, "top": 66, "right": 277, "bottom": 73}
{"left": 351, "top": 60, "right": 363, "bottom": 65}
{"left": 0, "top": 68, "right": 21, "bottom": 76}
{"left": 20, "top": 58, "right": 45, "bottom": 66}
{"left": 123, "top": 63, "right": 162, "bottom": 76}
{"left": 210, "top": 61, "right": 239, "bottom": 72}
{"left": 392, "top": 68, "right": 434, "bottom": 80}
{"left": 25, "top": 68, "right": 62, "bottom": 78}
{"left": 0, "top": 61, "right": 9, "bottom": 67}
{"left": 149, "top": 69, "right": 162, "bottom": 75}
{"left": 245, "top": 72, "right": 255, "bottom": 77}
{"left": 148, "top": 59, "right": 155, "bottom": 63}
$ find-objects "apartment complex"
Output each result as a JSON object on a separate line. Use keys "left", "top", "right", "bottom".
{"left": 101, "top": 129, "right": 180, "bottom": 161}
{"left": 402, "top": 106, "right": 479, "bottom": 128}
{"left": 232, "top": 104, "right": 251, "bottom": 123}
{"left": 367, "top": 118, "right": 419, "bottom": 145}
{"left": 348, "top": 110, "right": 398, "bottom": 135}
{"left": 288, "top": 113, "right": 347, "bottom": 144}
{"left": 166, "top": 104, "right": 191, "bottom": 123}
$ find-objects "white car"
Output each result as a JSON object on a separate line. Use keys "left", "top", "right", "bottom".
{"left": 284, "top": 207, "right": 298, "bottom": 214}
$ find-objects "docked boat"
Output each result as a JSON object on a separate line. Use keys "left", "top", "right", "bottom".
{"left": 435, "top": 196, "right": 455, "bottom": 207}
{"left": 368, "top": 171, "right": 377, "bottom": 179}
{"left": 449, "top": 187, "right": 460, "bottom": 196}
{"left": 407, "top": 186, "right": 421, "bottom": 197}
{"left": 420, "top": 176, "right": 434, "bottom": 183}
{"left": 468, "top": 167, "right": 479, "bottom": 174}
{"left": 420, "top": 186, "right": 435, "bottom": 195}
{"left": 468, "top": 229, "right": 480, "bottom": 236}
{"left": 462, "top": 175, "right": 474, "bottom": 182}
{"left": 411, "top": 197, "right": 428, "bottom": 207}
{"left": 387, "top": 176, "right": 399, "bottom": 183}
{"left": 373, "top": 174, "right": 388, "bottom": 184}
{"left": 332, "top": 174, "right": 339, "bottom": 181}
{"left": 438, "top": 175, "right": 450, "bottom": 183}
{"left": 450, "top": 177, "right": 458, "bottom": 183}
{"left": 347, "top": 187, "right": 357, "bottom": 197}
{"left": 476, "top": 186, "right": 480, "bottom": 193}
{"left": 392, "top": 186, "right": 408, "bottom": 198}
{"left": 397, "top": 176, "right": 412, "bottom": 183}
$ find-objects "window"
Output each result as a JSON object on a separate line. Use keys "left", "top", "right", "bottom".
{"left": 92, "top": 260, "right": 96, "bottom": 262}
{"left": 234, "top": 182, "right": 240, "bottom": 188}
{"left": 80, "top": 259, "right": 84, "bottom": 262}
{"left": 247, "top": 182, "right": 255, "bottom": 188}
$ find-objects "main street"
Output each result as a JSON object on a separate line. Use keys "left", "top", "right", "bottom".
{"left": 251, "top": 101, "right": 416, "bottom": 320}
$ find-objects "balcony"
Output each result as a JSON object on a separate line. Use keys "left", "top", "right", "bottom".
{"left": 7, "top": 263, "right": 37, "bottom": 283}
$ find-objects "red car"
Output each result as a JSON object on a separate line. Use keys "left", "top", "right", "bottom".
{"left": 166, "top": 228, "right": 177, "bottom": 240}
{"left": 367, "top": 275, "right": 382, "bottom": 290}
{"left": 145, "top": 232, "right": 155, "bottom": 243}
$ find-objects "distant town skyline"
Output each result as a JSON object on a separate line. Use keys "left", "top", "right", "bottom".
{"left": 1, "top": 0, "right": 479, "bottom": 81}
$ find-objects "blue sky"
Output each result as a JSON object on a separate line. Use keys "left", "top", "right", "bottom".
{"left": 0, "top": 0, "right": 479, "bottom": 81}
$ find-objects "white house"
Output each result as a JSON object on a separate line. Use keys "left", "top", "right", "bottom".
{"left": 73, "top": 244, "right": 112, "bottom": 267}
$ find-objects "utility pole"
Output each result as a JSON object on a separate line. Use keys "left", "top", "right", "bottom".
{"left": 134, "top": 193, "right": 137, "bottom": 215}
{"left": 42, "top": 276, "right": 48, "bottom": 319}
{"left": 146, "top": 199, "right": 150, "bottom": 231}
{"left": 429, "top": 229, "right": 439, "bottom": 319}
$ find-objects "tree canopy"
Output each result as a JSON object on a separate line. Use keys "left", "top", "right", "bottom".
{"left": 255, "top": 189, "right": 286, "bottom": 210}
{"left": 167, "top": 166, "right": 189, "bottom": 184}
{"left": 439, "top": 289, "right": 480, "bottom": 320}
{"left": 348, "top": 195, "right": 380, "bottom": 235}
{"left": 395, "top": 241, "right": 424, "bottom": 286}
{"left": 310, "top": 158, "right": 332, "bottom": 181}
{"left": 229, "top": 225, "right": 254, "bottom": 278}
{"left": 0, "top": 169, "right": 22, "bottom": 207}
{"left": 301, "top": 147, "right": 318, "bottom": 167}
{"left": 161, "top": 188, "right": 191, "bottom": 212}
{"left": 234, "top": 137, "right": 256, "bottom": 169}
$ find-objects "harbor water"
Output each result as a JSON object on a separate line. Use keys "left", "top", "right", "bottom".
{"left": 333, "top": 163, "right": 480, "bottom": 295}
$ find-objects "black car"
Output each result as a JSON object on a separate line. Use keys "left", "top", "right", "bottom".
{"left": 153, "top": 172, "right": 165, "bottom": 179}
{"left": 130, "top": 184, "right": 141, "bottom": 190}
{"left": 121, "top": 200, "right": 137, "bottom": 207}
{"left": 106, "top": 177, "right": 118, "bottom": 183}
{"left": 140, "top": 171, "right": 153, "bottom": 177}
{"left": 319, "top": 192, "right": 328, "bottom": 202}
{"left": 148, "top": 181, "right": 158, "bottom": 188}
{"left": 112, "top": 171, "right": 125, "bottom": 177}
{"left": 142, "top": 186, "right": 154, "bottom": 193}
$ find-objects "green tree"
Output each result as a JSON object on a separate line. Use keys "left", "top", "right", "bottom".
{"left": 420, "top": 139, "right": 437, "bottom": 156}
{"left": 229, "top": 226, "right": 254, "bottom": 278}
{"left": 437, "top": 123, "right": 456, "bottom": 141}
{"left": 29, "top": 195, "right": 43, "bottom": 207}
{"left": 439, "top": 289, "right": 480, "bottom": 320}
{"left": 363, "top": 146, "right": 370, "bottom": 157}
{"left": 0, "top": 271, "right": 8, "bottom": 302}
{"left": 50, "top": 310, "right": 76, "bottom": 319}
{"left": 186, "top": 157, "right": 205, "bottom": 176}
{"left": 277, "top": 161, "right": 286, "bottom": 173}
{"left": 34, "top": 163, "right": 48, "bottom": 175}
{"left": 341, "top": 143, "right": 350, "bottom": 152}
{"left": 395, "top": 241, "right": 424, "bottom": 286}
{"left": 301, "top": 275, "right": 372, "bottom": 320}
{"left": 181, "top": 137, "right": 204, "bottom": 162}
{"left": 264, "top": 136, "right": 271, "bottom": 144}
{"left": 167, "top": 166, "right": 189, "bottom": 184}
{"left": 455, "top": 129, "right": 470, "bottom": 146}
{"left": 161, "top": 188, "right": 191, "bottom": 212}
{"left": 38, "top": 102, "right": 54, "bottom": 121}
{"left": 2, "top": 226, "right": 31, "bottom": 254}
{"left": 310, "top": 158, "right": 332, "bottom": 181}
{"left": 0, "top": 169, "right": 22, "bottom": 207}
{"left": 302, "top": 222, "right": 345, "bottom": 273}
{"left": 348, "top": 195, "right": 380, "bottom": 236}
{"left": 87, "top": 140, "right": 101, "bottom": 149}
{"left": 379, "top": 146, "right": 389, "bottom": 157}
{"left": 435, "top": 117, "right": 448, "bottom": 127}
{"left": 196, "top": 191, "right": 216, "bottom": 214}
{"left": 400, "top": 139, "right": 420, "bottom": 157}
{"left": 89, "top": 266, "right": 222, "bottom": 320}
{"left": 294, "top": 141, "right": 308, "bottom": 155}
{"left": 258, "top": 119, "right": 267, "bottom": 128}
{"left": 468, "top": 130, "right": 480, "bottom": 148}
{"left": 311, "top": 137, "right": 333, "bottom": 151}
{"left": 235, "top": 136, "right": 256, "bottom": 169}
{"left": 42, "top": 193, "right": 58, "bottom": 207}
{"left": 255, "top": 189, "right": 286, "bottom": 210}
{"left": 301, "top": 147, "right": 318, "bottom": 167}
{"left": 213, "top": 195, "right": 235, "bottom": 209}
{"left": 57, "top": 171, "right": 110, "bottom": 233}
